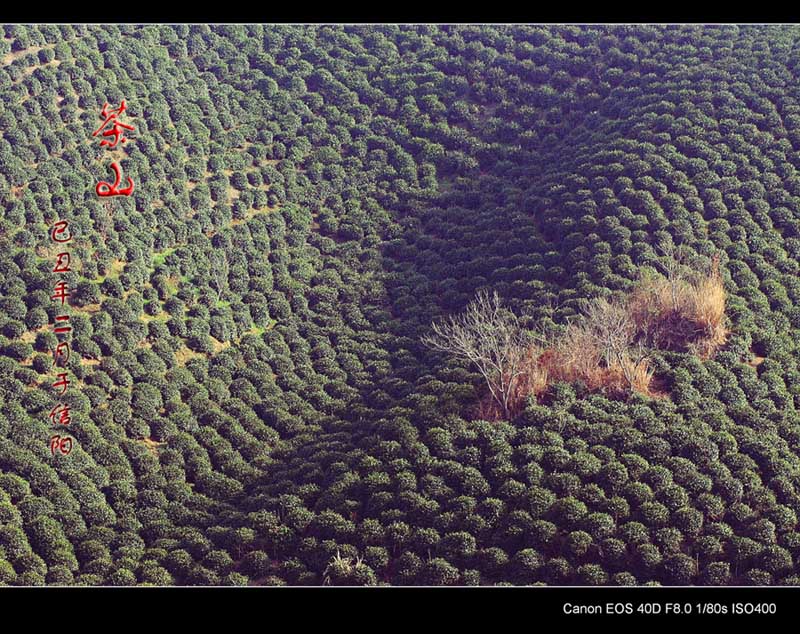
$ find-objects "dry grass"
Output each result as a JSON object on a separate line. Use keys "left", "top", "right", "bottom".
{"left": 544, "top": 325, "right": 602, "bottom": 388}
{"left": 612, "top": 354, "right": 656, "bottom": 395}
{"left": 140, "top": 437, "right": 165, "bottom": 457}
{"left": 627, "top": 255, "right": 728, "bottom": 359}
{"left": 19, "top": 329, "right": 39, "bottom": 344}
{"left": 322, "top": 550, "right": 367, "bottom": 586}
{"left": 73, "top": 302, "right": 101, "bottom": 315}
{"left": 174, "top": 345, "right": 205, "bottom": 366}
{"left": 685, "top": 261, "right": 728, "bottom": 358}
{"left": 542, "top": 324, "right": 655, "bottom": 398}
{"left": 515, "top": 345, "right": 549, "bottom": 400}
{"left": 1, "top": 45, "right": 44, "bottom": 66}
{"left": 209, "top": 336, "right": 230, "bottom": 353}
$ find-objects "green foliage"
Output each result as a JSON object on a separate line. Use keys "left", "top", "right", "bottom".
{"left": 0, "top": 23, "right": 799, "bottom": 587}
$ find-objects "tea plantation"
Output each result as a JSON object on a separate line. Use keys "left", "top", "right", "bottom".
{"left": 1, "top": 24, "right": 800, "bottom": 585}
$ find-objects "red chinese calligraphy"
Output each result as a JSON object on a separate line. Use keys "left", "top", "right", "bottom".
{"left": 50, "top": 220, "right": 73, "bottom": 243}
{"left": 49, "top": 403, "right": 72, "bottom": 427}
{"left": 51, "top": 280, "right": 71, "bottom": 306}
{"left": 54, "top": 314, "right": 71, "bottom": 334}
{"left": 96, "top": 161, "right": 134, "bottom": 197}
{"left": 50, "top": 435, "right": 73, "bottom": 456}
{"left": 92, "top": 100, "right": 135, "bottom": 148}
{"left": 53, "top": 341, "right": 70, "bottom": 366}
{"left": 52, "top": 252, "right": 71, "bottom": 273}
{"left": 52, "top": 372, "right": 70, "bottom": 395}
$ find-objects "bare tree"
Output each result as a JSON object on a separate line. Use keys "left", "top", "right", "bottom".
{"left": 578, "top": 297, "right": 634, "bottom": 365}
{"left": 421, "top": 290, "right": 540, "bottom": 419}
{"left": 578, "top": 296, "right": 652, "bottom": 393}
{"left": 656, "top": 239, "right": 686, "bottom": 312}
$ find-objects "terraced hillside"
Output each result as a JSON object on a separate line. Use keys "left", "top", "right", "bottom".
{"left": 2, "top": 24, "right": 800, "bottom": 585}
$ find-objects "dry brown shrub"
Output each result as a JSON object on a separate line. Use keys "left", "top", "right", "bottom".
{"left": 685, "top": 256, "right": 728, "bottom": 358}
{"left": 627, "top": 254, "right": 728, "bottom": 359}
{"left": 475, "top": 393, "right": 506, "bottom": 421}
{"left": 542, "top": 321, "right": 654, "bottom": 397}
{"left": 543, "top": 324, "right": 604, "bottom": 389}
{"left": 503, "top": 345, "right": 549, "bottom": 418}
{"left": 609, "top": 353, "right": 655, "bottom": 395}
{"left": 516, "top": 344, "right": 549, "bottom": 398}
{"left": 536, "top": 253, "right": 727, "bottom": 404}
{"left": 429, "top": 252, "right": 726, "bottom": 419}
